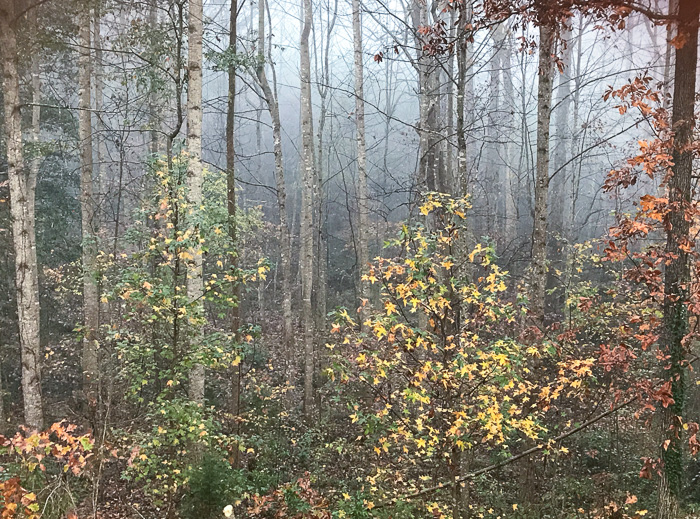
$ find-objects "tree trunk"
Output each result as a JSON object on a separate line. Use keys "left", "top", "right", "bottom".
{"left": 548, "top": 24, "right": 572, "bottom": 316}
{"left": 0, "top": 1, "right": 44, "bottom": 430}
{"left": 411, "top": 0, "right": 430, "bottom": 190}
{"left": 226, "top": 0, "right": 242, "bottom": 466}
{"left": 186, "top": 0, "right": 205, "bottom": 404}
{"left": 352, "top": 0, "right": 370, "bottom": 331}
{"left": 255, "top": 0, "right": 293, "bottom": 369}
{"left": 314, "top": 0, "right": 336, "bottom": 341}
{"left": 454, "top": 3, "right": 471, "bottom": 196}
{"left": 78, "top": 6, "right": 100, "bottom": 411}
{"left": 300, "top": 0, "right": 316, "bottom": 419}
{"left": 498, "top": 24, "right": 517, "bottom": 251}
{"left": 148, "top": 0, "right": 162, "bottom": 154}
{"left": 657, "top": 1, "right": 699, "bottom": 517}
{"left": 93, "top": 6, "right": 108, "bottom": 218}
{"left": 567, "top": 17, "right": 583, "bottom": 241}
{"left": 529, "top": 22, "right": 555, "bottom": 326}
{"left": 662, "top": 0, "right": 680, "bottom": 109}
{"left": 486, "top": 29, "right": 501, "bottom": 249}
{"left": 550, "top": 25, "right": 572, "bottom": 241}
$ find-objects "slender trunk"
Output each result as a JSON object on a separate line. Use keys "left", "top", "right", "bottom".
{"left": 255, "top": 0, "right": 293, "bottom": 367}
{"left": 499, "top": 25, "right": 516, "bottom": 250}
{"left": 30, "top": 18, "right": 41, "bottom": 207}
{"left": 445, "top": 9, "right": 455, "bottom": 191}
{"left": 0, "top": 3, "right": 44, "bottom": 429}
{"left": 352, "top": 0, "right": 370, "bottom": 330}
{"left": 657, "top": 1, "right": 699, "bottom": 517}
{"left": 149, "top": 0, "right": 161, "bottom": 154}
{"left": 548, "top": 24, "right": 572, "bottom": 316}
{"left": 662, "top": 0, "right": 679, "bottom": 109}
{"left": 529, "top": 22, "right": 555, "bottom": 326}
{"left": 567, "top": 17, "right": 583, "bottom": 240}
{"left": 455, "top": 5, "right": 470, "bottom": 195}
{"left": 486, "top": 29, "right": 501, "bottom": 249}
{"left": 187, "top": 0, "right": 205, "bottom": 404}
{"left": 226, "top": 0, "right": 242, "bottom": 466}
{"left": 78, "top": 6, "right": 100, "bottom": 410}
{"left": 93, "top": 4, "right": 111, "bottom": 351}
{"left": 300, "top": 0, "right": 316, "bottom": 419}
{"left": 94, "top": 6, "right": 107, "bottom": 220}
{"left": 314, "top": 0, "right": 336, "bottom": 340}
{"left": 412, "top": 0, "right": 430, "bottom": 189}
{"left": 550, "top": 25, "right": 572, "bottom": 240}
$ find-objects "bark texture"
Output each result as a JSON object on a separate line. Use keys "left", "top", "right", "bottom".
{"left": 300, "top": 0, "right": 316, "bottom": 419}
{"left": 352, "top": 0, "right": 370, "bottom": 329}
{"left": 454, "top": 2, "right": 471, "bottom": 196}
{"left": 0, "top": 0, "right": 44, "bottom": 430}
{"left": 657, "top": 1, "right": 699, "bottom": 517}
{"left": 187, "top": 0, "right": 205, "bottom": 404}
{"left": 529, "top": 22, "right": 555, "bottom": 326}
{"left": 78, "top": 7, "right": 100, "bottom": 407}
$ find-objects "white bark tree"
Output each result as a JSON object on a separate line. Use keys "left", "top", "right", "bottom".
{"left": 0, "top": 0, "right": 43, "bottom": 429}
{"left": 187, "top": 0, "right": 205, "bottom": 404}
{"left": 352, "top": 0, "right": 370, "bottom": 330}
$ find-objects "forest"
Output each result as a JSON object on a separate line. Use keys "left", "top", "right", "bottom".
{"left": 0, "top": 0, "right": 699, "bottom": 517}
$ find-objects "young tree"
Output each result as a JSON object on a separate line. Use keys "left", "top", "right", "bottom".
{"left": 226, "top": 0, "right": 242, "bottom": 461}
{"left": 313, "top": 0, "right": 336, "bottom": 337}
{"left": 254, "top": 0, "right": 294, "bottom": 365}
{"left": 78, "top": 5, "right": 100, "bottom": 409}
{"left": 352, "top": 0, "right": 370, "bottom": 330}
{"left": 93, "top": 4, "right": 108, "bottom": 208}
{"left": 454, "top": 1, "right": 472, "bottom": 195}
{"left": 187, "top": 0, "right": 205, "bottom": 403}
{"left": 299, "top": 0, "right": 316, "bottom": 418}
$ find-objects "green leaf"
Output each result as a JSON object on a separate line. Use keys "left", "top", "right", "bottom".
{"left": 80, "top": 437, "right": 94, "bottom": 451}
